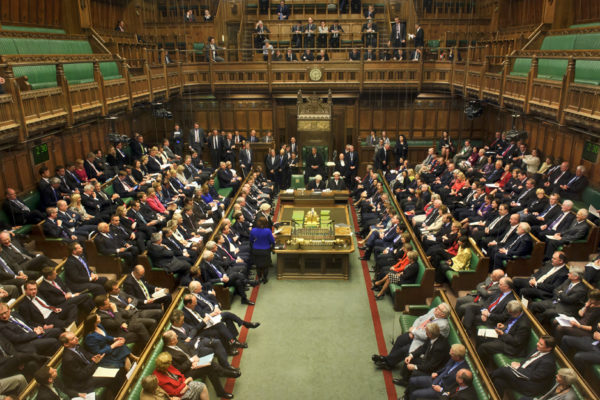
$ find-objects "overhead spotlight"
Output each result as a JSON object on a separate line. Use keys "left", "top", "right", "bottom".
{"left": 464, "top": 100, "right": 483, "bottom": 119}
{"left": 107, "top": 133, "right": 130, "bottom": 144}
{"left": 152, "top": 101, "right": 173, "bottom": 119}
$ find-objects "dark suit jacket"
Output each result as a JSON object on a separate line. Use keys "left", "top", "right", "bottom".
{"left": 147, "top": 243, "right": 177, "bottom": 269}
{"left": 94, "top": 233, "right": 121, "bottom": 256}
{"left": 182, "top": 306, "right": 208, "bottom": 331}
{"left": 327, "top": 178, "right": 346, "bottom": 190}
{"left": 42, "top": 219, "right": 70, "bottom": 239}
{"left": 414, "top": 27, "right": 424, "bottom": 47}
{"left": 375, "top": 148, "right": 391, "bottom": 169}
{"left": 130, "top": 141, "right": 147, "bottom": 160}
{"left": 496, "top": 314, "right": 531, "bottom": 356}
{"left": 398, "top": 262, "right": 419, "bottom": 285}
{"left": 561, "top": 220, "right": 590, "bottom": 242}
{"left": 200, "top": 261, "right": 227, "bottom": 285}
{"left": 410, "top": 336, "right": 450, "bottom": 374}
{"left": 61, "top": 346, "right": 99, "bottom": 393}
{"left": 307, "top": 180, "right": 326, "bottom": 190}
{"left": 40, "top": 185, "right": 62, "bottom": 209}
{"left": 2, "top": 199, "right": 32, "bottom": 226}
{"left": 506, "top": 234, "right": 533, "bottom": 258}
{"left": 165, "top": 342, "right": 195, "bottom": 375}
{"left": 239, "top": 149, "right": 253, "bottom": 168}
{"left": 515, "top": 352, "right": 556, "bottom": 388}
{"left": 482, "top": 292, "right": 515, "bottom": 324}
{"left": 552, "top": 280, "right": 588, "bottom": 315}
{"left": 123, "top": 273, "right": 156, "bottom": 303}
{"left": 433, "top": 359, "right": 468, "bottom": 392}
{"left": 64, "top": 255, "right": 93, "bottom": 286}
{"left": 0, "top": 314, "right": 40, "bottom": 345}
{"left": 38, "top": 278, "right": 71, "bottom": 307}
{"left": 444, "top": 385, "right": 478, "bottom": 400}
{"left": 19, "top": 296, "right": 60, "bottom": 327}
{"left": 390, "top": 22, "right": 405, "bottom": 42}
{"left": 530, "top": 263, "right": 569, "bottom": 293}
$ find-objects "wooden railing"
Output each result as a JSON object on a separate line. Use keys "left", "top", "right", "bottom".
{"left": 1, "top": 46, "right": 600, "bottom": 139}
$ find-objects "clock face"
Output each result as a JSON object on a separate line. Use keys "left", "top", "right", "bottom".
{"left": 309, "top": 68, "right": 322, "bottom": 81}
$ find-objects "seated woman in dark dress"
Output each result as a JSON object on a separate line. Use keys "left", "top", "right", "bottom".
{"left": 83, "top": 313, "right": 137, "bottom": 371}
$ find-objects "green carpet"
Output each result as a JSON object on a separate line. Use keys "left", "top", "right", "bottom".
{"left": 218, "top": 205, "right": 403, "bottom": 399}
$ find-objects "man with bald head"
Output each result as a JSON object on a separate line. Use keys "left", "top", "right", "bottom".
{"left": 123, "top": 265, "right": 172, "bottom": 310}
{"left": 0, "top": 231, "right": 56, "bottom": 273}
{"left": 2, "top": 187, "right": 44, "bottom": 227}
{"left": 94, "top": 222, "right": 138, "bottom": 271}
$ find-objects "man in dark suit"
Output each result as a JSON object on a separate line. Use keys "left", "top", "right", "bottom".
{"left": 38, "top": 267, "right": 94, "bottom": 314}
{"left": 513, "top": 251, "right": 569, "bottom": 300}
{"left": 56, "top": 200, "right": 97, "bottom": 236}
{"left": 41, "top": 207, "right": 77, "bottom": 242}
{"left": 0, "top": 231, "right": 56, "bottom": 274}
{"left": 2, "top": 188, "right": 44, "bottom": 227}
{"left": 0, "top": 334, "right": 45, "bottom": 381}
{"left": 60, "top": 331, "right": 123, "bottom": 397}
{"left": 404, "top": 343, "right": 468, "bottom": 400}
{"left": 182, "top": 294, "right": 244, "bottom": 350}
{"left": 130, "top": 135, "right": 147, "bottom": 161}
{"left": 171, "top": 124, "right": 184, "bottom": 156}
{"left": 305, "top": 147, "right": 324, "bottom": 180}
{"left": 304, "top": 17, "right": 316, "bottom": 49}
{"left": 525, "top": 192, "right": 561, "bottom": 226}
{"left": 491, "top": 335, "right": 557, "bottom": 398}
{"left": 123, "top": 265, "right": 172, "bottom": 310}
{"left": 476, "top": 300, "right": 531, "bottom": 364}
{"left": 557, "top": 165, "right": 588, "bottom": 200}
{"left": 307, "top": 174, "right": 326, "bottom": 190}
{"left": 442, "top": 369, "right": 478, "bottom": 400}
{"left": 544, "top": 161, "right": 572, "bottom": 194}
{"left": 113, "top": 171, "right": 138, "bottom": 199}
{"left": 345, "top": 145, "right": 359, "bottom": 186}
{"left": 19, "top": 280, "right": 78, "bottom": 329}
{"left": 528, "top": 266, "right": 588, "bottom": 324}
{"left": 455, "top": 269, "right": 504, "bottom": 318}
{"left": 95, "top": 295, "right": 154, "bottom": 351}
{"left": 395, "top": 322, "right": 450, "bottom": 386}
{"left": 147, "top": 232, "right": 191, "bottom": 284}
{"left": 462, "top": 277, "right": 515, "bottom": 333}
{"left": 413, "top": 22, "right": 424, "bottom": 48}
{"left": 201, "top": 250, "right": 254, "bottom": 305}
{"left": 0, "top": 302, "right": 61, "bottom": 356}
{"left": 375, "top": 143, "right": 391, "bottom": 171}
{"left": 105, "top": 279, "right": 163, "bottom": 321}
{"left": 208, "top": 130, "right": 223, "bottom": 169}
{"left": 63, "top": 242, "right": 107, "bottom": 297}
{"left": 328, "top": 172, "right": 347, "bottom": 190}
{"left": 33, "top": 366, "right": 80, "bottom": 400}
{"left": 532, "top": 200, "right": 576, "bottom": 239}
{"left": 239, "top": 142, "right": 253, "bottom": 177}
{"left": 126, "top": 200, "right": 160, "bottom": 238}
{"left": 276, "top": 0, "right": 290, "bottom": 19}
{"left": 216, "top": 162, "right": 240, "bottom": 192}
{"left": 40, "top": 178, "right": 64, "bottom": 210}
{"left": 162, "top": 330, "right": 236, "bottom": 399}
{"left": 188, "top": 123, "right": 205, "bottom": 155}
{"left": 509, "top": 178, "right": 537, "bottom": 212}
{"left": 543, "top": 208, "right": 590, "bottom": 260}
{"left": 291, "top": 22, "right": 304, "bottom": 48}
{"left": 389, "top": 17, "right": 405, "bottom": 59}
{"left": 94, "top": 222, "right": 138, "bottom": 270}
{"left": 84, "top": 152, "right": 107, "bottom": 183}
{"left": 491, "top": 222, "right": 534, "bottom": 270}
{"left": 54, "top": 167, "right": 76, "bottom": 197}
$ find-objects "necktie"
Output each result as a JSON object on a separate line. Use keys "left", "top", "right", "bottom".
{"left": 417, "top": 316, "right": 434, "bottom": 330}
{"left": 567, "top": 176, "right": 578, "bottom": 186}
{"left": 214, "top": 136, "right": 218, "bottom": 149}
{"left": 540, "top": 204, "right": 555, "bottom": 217}
{"left": 537, "top": 266, "right": 560, "bottom": 284}
{"left": 77, "top": 256, "right": 91, "bottom": 278}
{"left": 487, "top": 294, "right": 503, "bottom": 311}
{"left": 136, "top": 210, "right": 147, "bottom": 224}
{"left": 35, "top": 297, "right": 58, "bottom": 312}
{"left": 72, "top": 347, "right": 91, "bottom": 364}
{"left": 521, "top": 351, "right": 541, "bottom": 369}
{"left": 69, "top": 171, "right": 81, "bottom": 184}
{"left": 0, "top": 343, "right": 7, "bottom": 357}
{"left": 488, "top": 215, "right": 503, "bottom": 230}
{"left": 549, "top": 213, "right": 566, "bottom": 230}
{"left": 136, "top": 278, "right": 150, "bottom": 299}
{"left": 0, "top": 257, "right": 15, "bottom": 277}
{"left": 51, "top": 280, "right": 66, "bottom": 295}
{"left": 501, "top": 226, "right": 516, "bottom": 243}
{"left": 554, "top": 171, "right": 566, "bottom": 184}
{"left": 210, "top": 263, "right": 223, "bottom": 278}
{"left": 10, "top": 316, "right": 33, "bottom": 332}
{"left": 13, "top": 199, "right": 29, "bottom": 212}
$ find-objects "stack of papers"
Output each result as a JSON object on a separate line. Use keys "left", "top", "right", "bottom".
{"left": 555, "top": 314, "right": 577, "bottom": 327}
{"left": 477, "top": 328, "right": 498, "bottom": 338}
{"left": 152, "top": 289, "right": 168, "bottom": 299}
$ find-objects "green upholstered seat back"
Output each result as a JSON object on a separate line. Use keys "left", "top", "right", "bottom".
{"left": 511, "top": 58, "right": 532, "bottom": 77}
{"left": 541, "top": 34, "right": 577, "bottom": 50}
{"left": 537, "top": 58, "right": 568, "bottom": 81}
{"left": 2, "top": 25, "right": 66, "bottom": 34}
{"left": 574, "top": 33, "right": 600, "bottom": 50}
{"left": 302, "top": 146, "right": 329, "bottom": 166}
{"left": 415, "top": 257, "right": 426, "bottom": 283}
{"left": 100, "top": 62, "right": 122, "bottom": 80}
{"left": 574, "top": 60, "right": 600, "bottom": 85}
{"left": 469, "top": 249, "right": 480, "bottom": 271}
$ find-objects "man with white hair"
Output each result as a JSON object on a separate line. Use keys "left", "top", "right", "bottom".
{"left": 200, "top": 250, "right": 255, "bottom": 306}
{"left": 558, "top": 165, "right": 588, "bottom": 200}
{"left": 372, "top": 303, "right": 450, "bottom": 369}
{"left": 307, "top": 174, "right": 326, "bottom": 190}
{"left": 491, "top": 222, "right": 534, "bottom": 270}
{"left": 543, "top": 208, "right": 590, "bottom": 260}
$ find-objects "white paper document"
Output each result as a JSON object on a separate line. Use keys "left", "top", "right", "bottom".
{"left": 93, "top": 367, "right": 120, "bottom": 378}
{"left": 126, "top": 362, "right": 138, "bottom": 380}
{"left": 195, "top": 353, "right": 214, "bottom": 367}
{"left": 152, "top": 289, "right": 168, "bottom": 299}
{"left": 555, "top": 314, "right": 577, "bottom": 327}
{"left": 477, "top": 328, "right": 498, "bottom": 339}
{"left": 205, "top": 314, "right": 222, "bottom": 328}
{"left": 72, "top": 393, "right": 96, "bottom": 400}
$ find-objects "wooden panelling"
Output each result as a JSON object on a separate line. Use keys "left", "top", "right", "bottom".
{"left": 499, "top": 0, "right": 544, "bottom": 28}
{"left": 573, "top": 0, "right": 600, "bottom": 24}
{"left": 0, "top": 0, "right": 62, "bottom": 27}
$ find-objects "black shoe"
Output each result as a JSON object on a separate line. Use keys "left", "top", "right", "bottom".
{"left": 217, "top": 393, "right": 234, "bottom": 399}
{"left": 244, "top": 322, "right": 261, "bottom": 329}
{"left": 248, "top": 280, "right": 260, "bottom": 287}
{"left": 393, "top": 378, "right": 408, "bottom": 386}
{"left": 232, "top": 340, "right": 248, "bottom": 348}
{"left": 241, "top": 299, "right": 255, "bottom": 306}
{"left": 375, "top": 360, "right": 392, "bottom": 370}
{"left": 371, "top": 285, "right": 381, "bottom": 291}
{"left": 222, "top": 368, "right": 241, "bottom": 378}
{"left": 228, "top": 348, "right": 240, "bottom": 356}
{"left": 371, "top": 354, "right": 385, "bottom": 363}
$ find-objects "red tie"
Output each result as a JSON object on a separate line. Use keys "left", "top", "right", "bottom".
{"left": 35, "top": 297, "right": 58, "bottom": 312}
{"left": 487, "top": 295, "right": 502, "bottom": 311}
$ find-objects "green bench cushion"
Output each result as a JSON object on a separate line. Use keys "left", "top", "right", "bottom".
{"left": 100, "top": 62, "right": 123, "bottom": 80}
{"left": 574, "top": 60, "right": 600, "bottom": 85}
{"left": 574, "top": 33, "right": 600, "bottom": 50}
{"left": 537, "top": 58, "right": 568, "bottom": 81}
{"left": 570, "top": 23, "right": 600, "bottom": 29}
{"left": 2, "top": 25, "right": 66, "bottom": 34}
{"left": 541, "top": 34, "right": 577, "bottom": 50}
{"left": 64, "top": 62, "right": 94, "bottom": 85}
{"left": 13, "top": 65, "right": 58, "bottom": 89}
{"left": 511, "top": 57, "right": 532, "bottom": 77}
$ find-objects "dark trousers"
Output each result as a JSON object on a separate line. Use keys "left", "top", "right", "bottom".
{"left": 382, "top": 332, "right": 412, "bottom": 367}
{"left": 561, "top": 335, "right": 600, "bottom": 373}
{"left": 491, "top": 366, "right": 551, "bottom": 397}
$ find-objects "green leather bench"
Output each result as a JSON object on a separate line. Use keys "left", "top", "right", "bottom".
{"left": 0, "top": 191, "right": 40, "bottom": 234}
{"left": 537, "top": 58, "right": 568, "bottom": 81}
{"left": 193, "top": 42, "right": 205, "bottom": 61}
{"left": 213, "top": 175, "right": 233, "bottom": 198}
{"left": 573, "top": 33, "right": 600, "bottom": 50}
{"left": 2, "top": 25, "right": 66, "bottom": 34}
{"left": 574, "top": 60, "right": 600, "bottom": 85}
{"left": 570, "top": 23, "right": 600, "bottom": 29}
{"left": 510, "top": 57, "right": 532, "bottom": 77}
{"left": 504, "top": 233, "right": 544, "bottom": 278}
{"left": 100, "top": 62, "right": 123, "bottom": 81}
{"left": 447, "top": 242, "right": 490, "bottom": 292}
{"left": 572, "top": 186, "right": 600, "bottom": 211}
{"left": 541, "top": 34, "right": 577, "bottom": 51}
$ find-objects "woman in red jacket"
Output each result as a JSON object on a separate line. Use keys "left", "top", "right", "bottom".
{"left": 146, "top": 187, "right": 167, "bottom": 214}
{"left": 153, "top": 352, "right": 209, "bottom": 400}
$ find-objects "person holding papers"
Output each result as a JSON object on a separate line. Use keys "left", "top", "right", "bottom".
{"left": 552, "top": 288, "right": 600, "bottom": 343}
{"left": 491, "top": 335, "right": 557, "bottom": 398}
{"left": 476, "top": 300, "right": 531, "bottom": 365}
{"left": 123, "top": 265, "right": 172, "bottom": 310}
{"left": 153, "top": 352, "right": 209, "bottom": 400}
{"left": 162, "top": 330, "right": 235, "bottom": 399}
{"left": 83, "top": 314, "right": 137, "bottom": 370}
